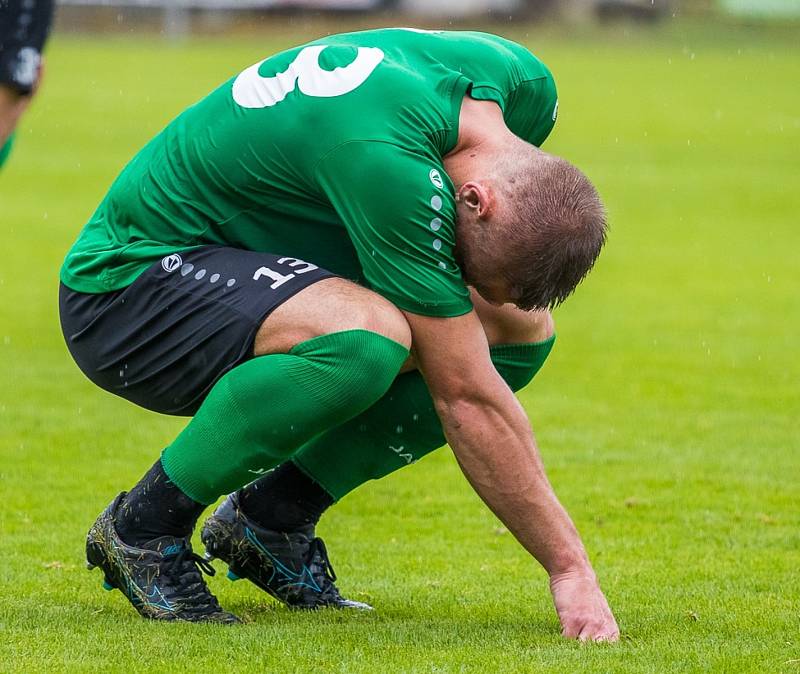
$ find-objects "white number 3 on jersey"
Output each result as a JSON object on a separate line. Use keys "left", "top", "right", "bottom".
{"left": 232, "top": 45, "right": 384, "bottom": 109}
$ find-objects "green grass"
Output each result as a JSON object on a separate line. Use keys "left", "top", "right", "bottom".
{"left": 1, "top": 18, "right": 799, "bottom": 673}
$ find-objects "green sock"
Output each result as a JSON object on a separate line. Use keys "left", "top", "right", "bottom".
{"left": 292, "top": 335, "right": 555, "bottom": 500}
{"left": 161, "top": 329, "right": 409, "bottom": 504}
{"left": 0, "top": 133, "right": 15, "bottom": 170}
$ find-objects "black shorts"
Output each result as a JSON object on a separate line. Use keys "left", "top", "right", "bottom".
{"left": 59, "top": 246, "right": 336, "bottom": 416}
{"left": 0, "top": 0, "right": 54, "bottom": 94}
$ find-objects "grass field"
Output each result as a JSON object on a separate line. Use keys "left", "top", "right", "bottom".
{"left": 1, "top": 17, "right": 798, "bottom": 673}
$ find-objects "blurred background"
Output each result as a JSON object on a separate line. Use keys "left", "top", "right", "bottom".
{"left": 49, "top": 0, "right": 800, "bottom": 38}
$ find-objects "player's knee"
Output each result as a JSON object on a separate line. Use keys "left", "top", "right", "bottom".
{"left": 350, "top": 295, "right": 412, "bottom": 350}
{"left": 494, "top": 309, "right": 555, "bottom": 346}
{"left": 346, "top": 329, "right": 407, "bottom": 406}
{"left": 291, "top": 327, "right": 409, "bottom": 414}
{"left": 255, "top": 278, "right": 411, "bottom": 356}
{"left": 489, "top": 311, "right": 556, "bottom": 392}
{"left": 323, "top": 279, "right": 411, "bottom": 348}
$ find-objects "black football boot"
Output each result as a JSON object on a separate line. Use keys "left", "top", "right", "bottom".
{"left": 201, "top": 493, "right": 371, "bottom": 610}
{"left": 86, "top": 493, "right": 240, "bottom": 623}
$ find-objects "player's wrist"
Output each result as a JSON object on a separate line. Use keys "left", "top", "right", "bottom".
{"left": 546, "top": 557, "right": 596, "bottom": 583}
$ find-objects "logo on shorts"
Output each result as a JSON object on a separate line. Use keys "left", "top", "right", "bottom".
{"left": 162, "top": 254, "right": 183, "bottom": 273}
{"left": 429, "top": 169, "right": 444, "bottom": 189}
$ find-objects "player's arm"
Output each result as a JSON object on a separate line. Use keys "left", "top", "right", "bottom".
{"left": 405, "top": 307, "right": 619, "bottom": 642}
{"left": 316, "top": 142, "right": 617, "bottom": 639}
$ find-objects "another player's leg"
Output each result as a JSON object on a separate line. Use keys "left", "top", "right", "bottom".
{"left": 0, "top": 86, "right": 29, "bottom": 170}
{"left": 0, "top": 0, "right": 54, "bottom": 168}
{"left": 62, "top": 248, "right": 410, "bottom": 621}
{"left": 0, "top": 130, "right": 15, "bottom": 169}
{"left": 203, "top": 296, "right": 555, "bottom": 606}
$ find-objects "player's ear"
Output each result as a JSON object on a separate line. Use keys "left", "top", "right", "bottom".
{"left": 457, "top": 181, "right": 492, "bottom": 219}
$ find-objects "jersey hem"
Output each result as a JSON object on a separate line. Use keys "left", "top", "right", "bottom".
{"left": 60, "top": 265, "right": 143, "bottom": 294}
{"left": 376, "top": 288, "right": 473, "bottom": 318}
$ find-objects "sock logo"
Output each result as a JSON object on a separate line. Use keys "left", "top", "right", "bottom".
{"left": 389, "top": 445, "right": 414, "bottom": 465}
{"left": 161, "top": 254, "right": 183, "bottom": 273}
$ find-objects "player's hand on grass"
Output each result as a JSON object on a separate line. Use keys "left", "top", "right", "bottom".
{"left": 549, "top": 570, "right": 619, "bottom": 642}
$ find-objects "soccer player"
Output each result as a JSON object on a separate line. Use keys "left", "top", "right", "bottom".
{"left": 0, "top": 0, "right": 54, "bottom": 169}
{"left": 59, "top": 28, "right": 619, "bottom": 640}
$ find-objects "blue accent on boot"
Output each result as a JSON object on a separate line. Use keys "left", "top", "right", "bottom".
{"left": 103, "top": 580, "right": 115, "bottom": 591}
{"left": 227, "top": 569, "right": 240, "bottom": 581}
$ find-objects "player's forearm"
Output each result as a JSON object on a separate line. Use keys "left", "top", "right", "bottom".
{"left": 436, "top": 391, "right": 592, "bottom": 577}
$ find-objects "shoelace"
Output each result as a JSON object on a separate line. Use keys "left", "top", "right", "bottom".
{"left": 307, "top": 537, "right": 338, "bottom": 589}
{"left": 161, "top": 547, "right": 221, "bottom": 613}
{"left": 164, "top": 547, "right": 217, "bottom": 582}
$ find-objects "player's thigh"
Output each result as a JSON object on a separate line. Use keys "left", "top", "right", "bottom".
{"left": 59, "top": 246, "right": 337, "bottom": 416}
{"left": 254, "top": 277, "right": 412, "bottom": 356}
{"left": 470, "top": 288, "right": 555, "bottom": 345}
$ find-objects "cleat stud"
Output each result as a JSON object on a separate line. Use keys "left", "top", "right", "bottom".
{"left": 102, "top": 579, "right": 115, "bottom": 591}
{"left": 203, "top": 552, "right": 215, "bottom": 562}
{"left": 86, "top": 562, "right": 96, "bottom": 571}
{"left": 227, "top": 569, "right": 240, "bottom": 582}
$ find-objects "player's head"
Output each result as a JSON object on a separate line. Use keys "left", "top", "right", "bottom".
{"left": 454, "top": 144, "right": 607, "bottom": 311}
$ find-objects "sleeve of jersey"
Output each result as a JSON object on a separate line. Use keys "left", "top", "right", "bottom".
{"left": 314, "top": 141, "right": 472, "bottom": 318}
{"left": 504, "top": 73, "right": 559, "bottom": 148}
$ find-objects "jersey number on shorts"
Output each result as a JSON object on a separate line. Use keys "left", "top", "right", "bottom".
{"left": 253, "top": 257, "right": 319, "bottom": 290}
{"left": 232, "top": 45, "right": 385, "bottom": 109}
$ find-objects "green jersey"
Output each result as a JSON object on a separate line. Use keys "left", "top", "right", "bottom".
{"left": 60, "top": 28, "right": 557, "bottom": 317}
